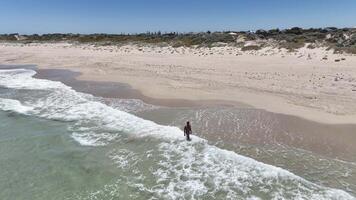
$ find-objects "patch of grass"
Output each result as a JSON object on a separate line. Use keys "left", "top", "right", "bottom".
{"left": 241, "top": 45, "right": 261, "bottom": 51}
{"left": 279, "top": 41, "right": 305, "bottom": 51}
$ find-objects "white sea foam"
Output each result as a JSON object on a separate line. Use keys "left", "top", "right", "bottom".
{"left": 0, "top": 68, "right": 355, "bottom": 200}
{"left": 0, "top": 69, "right": 65, "bottom": 90}
{"left": 0, "top": 98, "right": 33, "bottom": 114}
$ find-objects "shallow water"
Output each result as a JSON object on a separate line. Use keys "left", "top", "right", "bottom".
{"left": 138, "top": 107, "right": 356, "bottom": 195}
{"left": 0, "top": 112, "right": 120, "bottom": 200}
{"left": 0, "top": 68, "right": 355, "bottom": 200}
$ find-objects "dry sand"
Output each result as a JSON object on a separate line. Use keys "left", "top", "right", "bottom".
{"left": 1, "top": 42, "right": 356, "bottom": 124}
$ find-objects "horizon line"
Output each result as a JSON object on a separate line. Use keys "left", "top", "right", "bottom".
{"left": 2, "top": 26, "right": 356, "bottom": 36}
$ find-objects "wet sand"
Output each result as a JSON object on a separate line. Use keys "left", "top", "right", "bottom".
{"left": 35, "top": 67, "right": 251, "bottom": 108}
{"left": 139, "top": 107, "right": 356, "bottom": 161}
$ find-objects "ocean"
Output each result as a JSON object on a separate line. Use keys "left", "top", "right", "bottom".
{"left": 0, "top": 68, "right": 355, "bottom": 200}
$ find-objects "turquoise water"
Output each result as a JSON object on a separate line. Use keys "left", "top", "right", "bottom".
{"left": 0, "top": 111, "right": 120, "bottom": 200}
{"left": 0, "top": 68, "right": 355, "bottom": 199}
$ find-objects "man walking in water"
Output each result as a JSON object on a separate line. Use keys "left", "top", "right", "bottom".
{"left": 184, "top": 121, "right": 192, "bottom": 141}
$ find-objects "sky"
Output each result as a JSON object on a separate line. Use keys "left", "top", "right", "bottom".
{"left": 0, "top": 0, "right": 355, "bottom": 34}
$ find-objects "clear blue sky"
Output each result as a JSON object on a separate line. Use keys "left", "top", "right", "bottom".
{"left": 0, "top": 0, "right": 355, "bottom": 34}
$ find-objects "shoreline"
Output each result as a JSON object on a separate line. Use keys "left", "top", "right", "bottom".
{"left": 3, "top": 64, "right": 356, "bottom": 190}
{"left": 3, "top": 64, "right": 356, "bottom": 162}
{"left": 0, "top": 64, "right": 250, "bottom": 108}
{"left": 35, "top": 67, "right": 250, "bottom": 108}
{"left": 34, "top": 66, "right": 356, "bottom": 164}
{"left": 1, "top": 42, "right": 356, "bottom": 124}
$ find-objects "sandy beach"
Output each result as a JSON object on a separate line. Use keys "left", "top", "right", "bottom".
{"left": 1, "top": 42, "right": 356, "bottom": 124}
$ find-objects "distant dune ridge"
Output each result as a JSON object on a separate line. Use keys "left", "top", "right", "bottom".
{"left": 1, "top": 27, "right": 356, "bottom": 124}
{"left": 1, "top": 27, "right": 356, "bottom": 53}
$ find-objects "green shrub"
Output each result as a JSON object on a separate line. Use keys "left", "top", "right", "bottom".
{"left": 241, "top": 45, "right": 261, "bottom": 51}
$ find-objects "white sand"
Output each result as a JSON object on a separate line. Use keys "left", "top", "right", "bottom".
{"left": 1, "top": 42, "right": 356, "bottom": 124}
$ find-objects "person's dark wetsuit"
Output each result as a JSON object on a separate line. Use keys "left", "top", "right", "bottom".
{"left": 184, "top": 121, "right": 192, "bottom": 141}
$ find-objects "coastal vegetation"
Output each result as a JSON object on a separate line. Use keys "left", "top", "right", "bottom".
{"left": 1, "top": 27, "right": 356, "bottom": 53}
